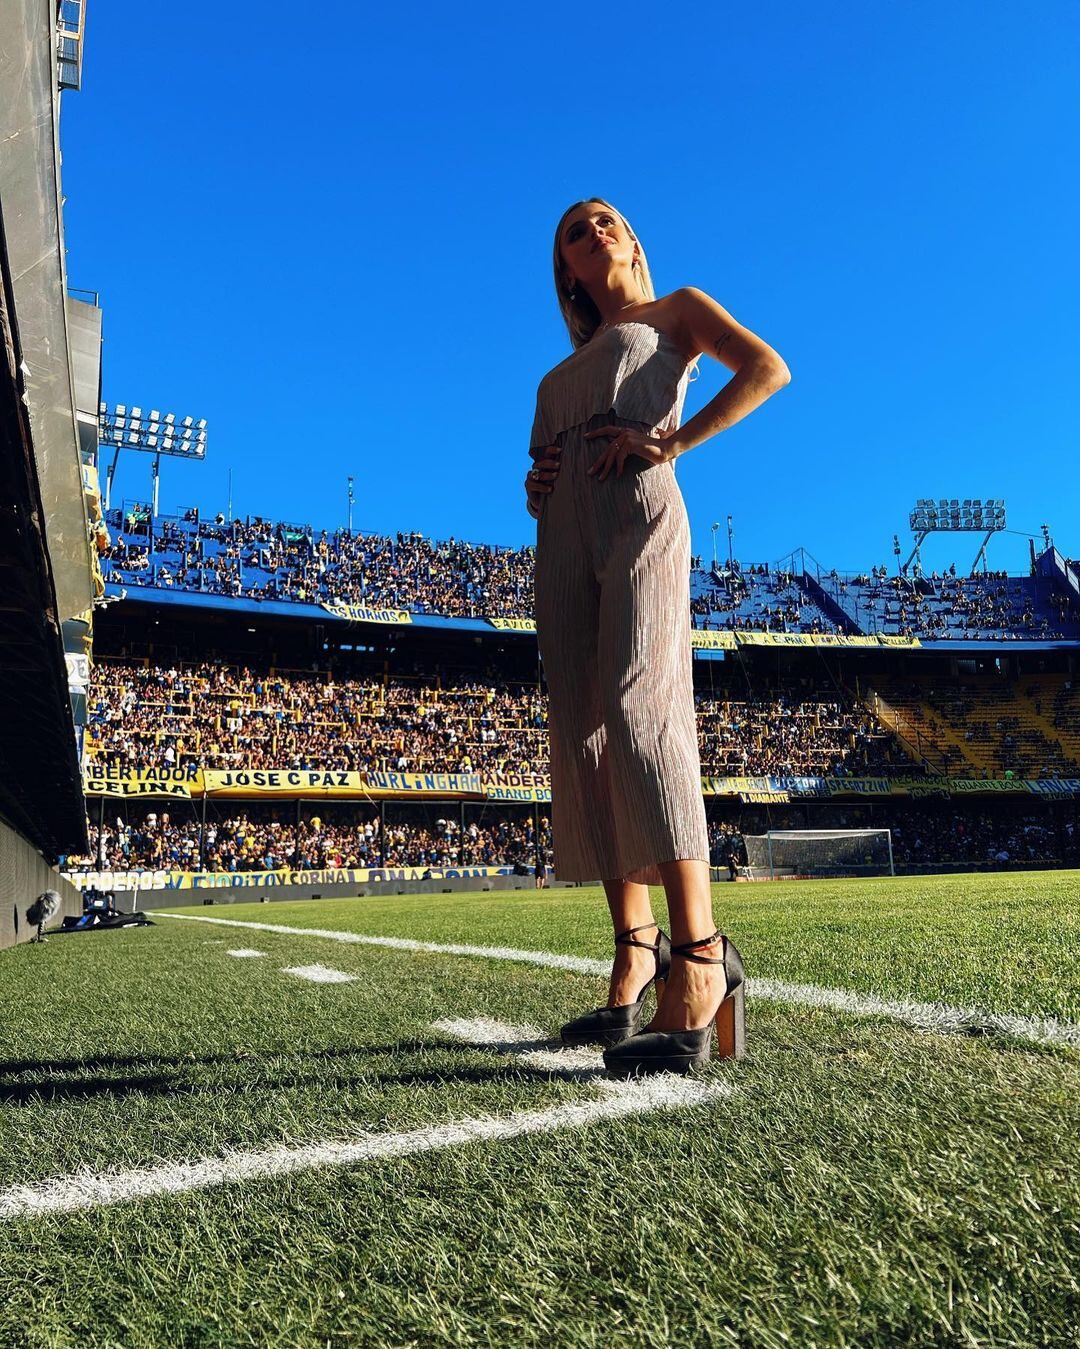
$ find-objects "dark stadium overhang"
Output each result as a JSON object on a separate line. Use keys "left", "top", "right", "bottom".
{"left": 0, "top": 207, "right": 88, "bottom": 861}
{"left": 99, "top": 585, "right": 1080, "bottom": 656}
{"left": 0, "top": 0, "right": 95, "bottom": 625}
{"left": 100, "top": 583, "right": 534, "bottom": 637}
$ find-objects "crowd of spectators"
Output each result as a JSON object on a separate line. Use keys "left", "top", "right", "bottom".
{"left": 826, "top": 567, "right": 1075, "bottom": 641}
{"left": 86, "top": 661, "right": 548, "bottom": 776}
{"left": 68, "top": 804, "right": 554, "bottom": 874}
{"left": 101, "top": 508, "right": 1080, "bottom": 641}
{"left": 85, "top": 659, "right": 909, "bottom": 780}
{"left": 877, "top": 675, "right": 1079, "bottom": 778}
{"left": 697, "top": 688, "right": 904, "bottom": 776}
{"left": 65, "top": 800, "right": 1078, "bottom": 874}
{"left": 105, "top": 512, "right": 537, "bottom": 618}
{"left": 888, "top": 806, "right": 1079, "bottom": 867}
{"left": 691, "top": 562, "right": 836, "bottom": 635}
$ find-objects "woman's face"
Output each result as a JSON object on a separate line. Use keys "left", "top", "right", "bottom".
{"left": 559, "top": 203, "right": 636, "bottom": 288}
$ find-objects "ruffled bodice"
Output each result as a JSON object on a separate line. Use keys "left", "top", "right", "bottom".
{"left": 529, "top": 321, "right": 691, "bottom": 451}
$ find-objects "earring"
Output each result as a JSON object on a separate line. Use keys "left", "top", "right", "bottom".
{"left": 568, "top": 282, "right": 576, "bottom": 300}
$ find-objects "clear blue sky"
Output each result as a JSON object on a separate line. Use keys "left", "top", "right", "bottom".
{"left": 62, "top": 2, "right": 1079, "bottom": 574}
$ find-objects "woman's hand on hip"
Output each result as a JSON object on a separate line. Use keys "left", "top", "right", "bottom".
{"left": 583, "top": 426, "right": 678, "bottom": 480}
{"left": 525, "top": 444, "right": 562, "bottom": 514}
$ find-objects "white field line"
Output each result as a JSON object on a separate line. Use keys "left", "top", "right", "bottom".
{"left": 433, "top": 1017, "right": 615, "bottom": 1080}
{"left": 225, "top": 948, "right": 265, "bottom": 959}
{"left": 0, "top": 1020, "right": 727, "bottom": 1220}
{"left": 159, "top": 912, "right": 1080, "bottom": 1050}
{"left": 282, "top": 964, "right": 357, "bottom": 985}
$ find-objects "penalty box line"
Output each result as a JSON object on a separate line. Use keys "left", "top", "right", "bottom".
{"left": 0, "top": 1020, "right": 730, "bottom": 1220}
{"left": 159, "top": 911, "right": 1080, "bottom": 1050}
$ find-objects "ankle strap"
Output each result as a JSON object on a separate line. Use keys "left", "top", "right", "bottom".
{"left": 671, "top": 930, "right": 726, "bottom": 963}
{"left": 614, "top": 922, "right": 660, "bottom": 951}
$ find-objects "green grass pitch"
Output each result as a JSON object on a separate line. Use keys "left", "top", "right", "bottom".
{"left": 0, "top": 871, "right": 1077, "bottom": 1346}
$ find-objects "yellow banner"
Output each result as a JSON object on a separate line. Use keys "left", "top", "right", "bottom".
{"left": 203, "top": 769, "right": 485, "bottom": 798}
{"left": 321, "top": 602, "right": 412, "bottom": 624}
{"left": 481, "top": 771, "right": 551, "bottom": 802}
{"left": 203, "top": 769, "right": 373, "bottom": 798}
{"left": 489, "top": 617, "right": 537, "bottom": 632}
{"left": 734, "top": 632, "right": 819, "bottom": 647}
{"left": 690, "top": 630, "right": 738, "bottom": 650}
{"left": 731, "top": 632, "right": 911, "bottom": 649}
{"left": 83, "top": 767, "right": 1078, "bottom": 802}
{"left": 83, "top": 765, "right": 203, "bottom": 799}
{"left": 362, "top": 770, "right": 486, "bottom": 797}
{"left": 700, "top": 776, "right": 790, "bottom": 799}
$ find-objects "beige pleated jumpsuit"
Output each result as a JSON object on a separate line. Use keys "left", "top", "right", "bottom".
{"left": 528, "top": 320, "right": 710, "bottom": 885}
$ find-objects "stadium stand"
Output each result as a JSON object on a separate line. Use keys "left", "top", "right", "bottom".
{"left": 817, "top": 566, "right": 1080, "bottom": 642}
{"left": 99, "top": 508, "right": 1080, "bottom": 644}
{"left": 870, "top": 674, "right": 1080, "bottom": 778}
{"left": 65, "top": 795, "right": 1080, "bottom": 876}
{"left": 66, "top": 589, "right": 1080, "bottom": 888}
{"left": 81, "top": 659, "right": 908, "bottom": 780}
{"left": 70, "top": 504, "right": 1080, "bottom": 894}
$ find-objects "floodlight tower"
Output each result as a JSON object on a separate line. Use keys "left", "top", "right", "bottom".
{"left": 98, "top": 403, "right": 208, "bottom": 515}
{"left": 902, "top": 499, "right": 1006, "bottom": 576}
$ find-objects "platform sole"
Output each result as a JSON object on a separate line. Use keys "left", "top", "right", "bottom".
{"left": 559, "top": 1025, "right": 638, "bottom": 1049}
{"left": 602, "top": 1053, "right": 709, "bottom": 1078}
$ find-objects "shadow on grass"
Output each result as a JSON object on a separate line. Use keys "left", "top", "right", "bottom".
{"left": 0, "top": 1038, "right": 574, "bottom": 1106}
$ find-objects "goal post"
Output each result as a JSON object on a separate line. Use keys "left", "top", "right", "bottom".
{"left": 742, "top": 828, "right": 894, "bottom": 881}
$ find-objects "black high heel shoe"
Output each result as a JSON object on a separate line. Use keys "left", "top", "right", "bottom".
{"left": 601, "top": 931, "right": 746, "bottom": 1076}
{"left": 559, "top": 922, "right": 671, "bottom": 1048}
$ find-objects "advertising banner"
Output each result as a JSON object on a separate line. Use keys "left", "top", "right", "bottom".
{"left": 84, "top": 766, "right": 1080, "bottom": 802}
{"left": 321, "top": 602, "right": 412, "bottom": 624}
{"left": 65, "top": 864, "right": 514, "bottom": 892}
{"left": 690, "top": 630, "right": 738, "bottom": 650}
{"left": 203, "top": 769, "right": 486, "bottom": 798}
{"left": 481, "top": 771, "right": 552, "bottom": 802}
{"left": 83, "top": 765, "right": 203, "bottom": 799}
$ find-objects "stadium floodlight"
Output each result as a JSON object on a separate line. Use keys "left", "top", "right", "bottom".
{"left": 99, "top": 402, "right": 208, "bottom": 460}
{"left": 904, "top": 496, "right": 1007, "bottom": 576}
{"left": 98, "top": 400, "right": 209, "bottom": 515}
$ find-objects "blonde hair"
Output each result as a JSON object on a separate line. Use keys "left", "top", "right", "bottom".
{"left": 552, "top": 197, "right": 656, "bottom": 350}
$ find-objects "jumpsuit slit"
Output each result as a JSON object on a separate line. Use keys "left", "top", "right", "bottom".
{"left": 529, "top": 321, "right": 710, "bottom": 885}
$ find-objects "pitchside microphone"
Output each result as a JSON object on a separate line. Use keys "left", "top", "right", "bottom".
{"left": 26, "top": 890, "right": 62, "bottom": 943}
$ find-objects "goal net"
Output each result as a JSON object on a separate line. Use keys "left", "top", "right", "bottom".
{"left": 742, "top": 829, "right": 894, "bottom": 881}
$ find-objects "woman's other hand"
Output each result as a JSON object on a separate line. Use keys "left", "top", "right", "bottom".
{"left": 525, "top": 444, "right": 562, "bottom": 515}
{"left": 583, "top": 426, "right": 678, "bottom": 481}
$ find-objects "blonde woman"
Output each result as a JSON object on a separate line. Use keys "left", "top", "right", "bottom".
{"left": 524, "top": 198, "right": 790, "bottom": 1075}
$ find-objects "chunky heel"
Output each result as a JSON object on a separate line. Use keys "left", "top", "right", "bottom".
{"left": 559, "top": 923, "right": 672, "bottom": 1047}
{"left": 602, "top": 931, "right": 747, "bottom": 1077}
{"left": 715, "top": 980, "right": 746, "bottom": 1060}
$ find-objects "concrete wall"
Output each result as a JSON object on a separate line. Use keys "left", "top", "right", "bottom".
{"left": 105, "top": 874, "right": 583, "bottom": 911}
{"left": 98, "top": 870, "right": 731, "bottom": 912}
{"left": 0, "top": 817, "right": 83, "bottom": 949}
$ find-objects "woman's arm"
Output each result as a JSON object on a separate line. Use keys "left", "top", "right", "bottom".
{"left": 665, "top": 286, "right": 790, "bottom": 458}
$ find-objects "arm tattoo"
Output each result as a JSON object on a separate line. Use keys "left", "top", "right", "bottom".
{"left": 712, "top": 329, "right": 734, "bottom": 358}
